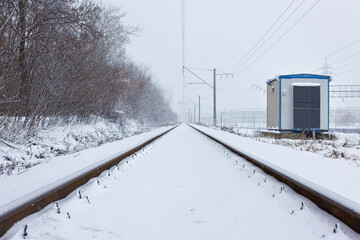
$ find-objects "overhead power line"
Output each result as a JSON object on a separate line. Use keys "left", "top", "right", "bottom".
{"left": 338, "top": 65, "right": 360, "bottom": 76}
{"left": 330, "top": 51, "right": 360, "bottom": 65}
{"left": 228, "top": 0, "right": 297, "bottom": 72}
{"left": 295, "top": 39, "right": 360, "bottom": 72}
{"left": 185, "top": 66, "right": 213, "bottom": 71}
{"left": 235, "top": 0, "right": 321, "bottom": 77}
{"left": 220, "top": 0, "right": 311, "bottom": 95}
{"left": 232, "top": 0, "right": 306, "bottom": 74}
{"left": 181, "top": 0, "right": 186, "bottom": 121}
{"left": 311, "top": 50, "right": 360, "bottom": 74}
{"left": 335, "top": 58, "right": 360, "bottom": 71}
{"left": 183, "top": 66, "right": 213, "bottom": 88}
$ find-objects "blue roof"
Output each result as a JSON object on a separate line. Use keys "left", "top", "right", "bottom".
{"left": 267, "top": 74, "right": 331, "bottom": 85}
{"left": 279, "top": 73, "right": 331, "bottom": 80}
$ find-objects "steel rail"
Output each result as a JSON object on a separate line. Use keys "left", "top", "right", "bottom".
{"left": 190, "top": 124, "right": 360, "bottom": 234}
{"left": 0, "top": 125, "right": 178, "bottom": 237}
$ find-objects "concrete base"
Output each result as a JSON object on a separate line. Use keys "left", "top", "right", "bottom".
{"left": 258, "top": 131, "right": 335, "bottom": 140}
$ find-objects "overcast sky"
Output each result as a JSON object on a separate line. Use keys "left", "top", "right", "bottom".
{"left": 103, "top": 0, "right": 360, "bottom": 120}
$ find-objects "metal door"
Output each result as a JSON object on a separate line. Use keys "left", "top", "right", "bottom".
{"left": 293, "top": 86, "right": 320, "bottom": 129}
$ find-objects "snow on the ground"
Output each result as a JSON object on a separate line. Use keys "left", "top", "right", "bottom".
{"left": 193, "top": 125, "right": 360, "bottom": 205}
{"left": 222, "top": 127, "right": 360, "bottom": 166}
{"left": 0, "top": 119, "right": 155, "bottom": 177}
{"left": 0, "top": 125, "right": 173, "bottom": 210}
{"left": 2, "top": 124, "right": 359, "bottom": 240}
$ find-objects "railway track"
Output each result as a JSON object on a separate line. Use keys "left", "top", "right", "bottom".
{"left": 190, "top": 124, "right": 360, "bottom": 235}
{"left": 1, "top": 124, "right": 359, "bottom": 238}
{"left": 0, "top": 125, "right": 177, "bottom": 237}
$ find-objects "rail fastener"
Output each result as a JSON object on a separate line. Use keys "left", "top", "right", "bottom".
{"left": 0, "top": 125, "right": 178, "bottom": 238}
{"left": 190, "top": 124, "right": 360, "bottom": 234}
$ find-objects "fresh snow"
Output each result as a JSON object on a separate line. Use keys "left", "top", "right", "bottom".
{"left": 292, "top": 82, "right": 321, "bottom": 86}
{"left": 0, "top": 125, "right": 173, "bottom": 211}
{"left": 2, "top": 124, "right": 359, "bottom": 239}
{"left": 225, "top": 127, "right": 360, "bottom": 165}
{"left": 0, "top": 119, "right": 154, "bottom": 177}
{"left": 193, "top": 125, "right": 360, "bottom": 205}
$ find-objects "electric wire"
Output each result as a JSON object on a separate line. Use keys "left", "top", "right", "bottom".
{"left": 220, "top": 0, "right": 312, "bottom": 93}
{"left": 337, "top": 65, "right": 360, "bottom": 76}
{"left": 311, "top": 50, "right": 360, "bottom": 73}
{"left": 181, "top": 0, "right": 186, "bottom": 114}
{"left": 186, "top": 66, "right": 213, "bottom": 71}
{"left": 234, "top": 0, "right": 320, "bottom": 77}
{"left": 229, "top": 0, "right": 298, "bottom": 73}
{"left": 330, "top": 51, "right": 360, "bottom": 65}
{"left": 218, "top": 0, "right": 320, "bottom": 108}
{"left": 232, "top": 0, "right": 306, "bottom": 74}
{"left": 294, "top": 39, "right": 360, "bottom": 72}
{"left": 335, "top": 58, "right": 360, "bottom": 71}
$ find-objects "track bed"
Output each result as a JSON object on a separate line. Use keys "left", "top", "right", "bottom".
{"left": 3, "top": 124, "right": 359, "bottom": 239}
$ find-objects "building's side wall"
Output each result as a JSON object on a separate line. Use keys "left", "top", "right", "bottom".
{"left": 280, "top": 78, "right": 329, "bottom": 130}
{"left": 267, "top": 81, "right": 279, "bottom": 129}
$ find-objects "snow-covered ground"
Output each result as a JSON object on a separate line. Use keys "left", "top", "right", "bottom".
{"left": 221, "top": 127, "right": 360, "bottom": 166}
{"left": 0, "top": 125, "right": 173, "bottom": 212}
{"left": 193, "top": 125, "right": 360, "bottom": 205}
{"left": 2, "top": 124, "right": 359, "bottom": 239}
{"left": 0, "top": 119, "right": 158, "bottom": 177}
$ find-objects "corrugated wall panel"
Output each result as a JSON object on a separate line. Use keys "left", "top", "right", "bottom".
{"left": 293, "top": 86, "right": 320, "bottom": 129}
{"left": 267, "top": 81, "right": 279, "bottom": 129}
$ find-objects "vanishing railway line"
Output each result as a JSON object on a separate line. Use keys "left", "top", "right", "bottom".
{"left": 0, "top": 126, "right": 176, "bottom": 238}
{"left": 1, "top": 124, "right": 360, "bottom": 239}
{"left": 190, "top": 125, "right": 360, "bottom": 235}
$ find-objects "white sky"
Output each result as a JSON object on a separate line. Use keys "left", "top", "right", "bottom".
{"left": 102, "top": 0, "right": 360, "bottom": 120}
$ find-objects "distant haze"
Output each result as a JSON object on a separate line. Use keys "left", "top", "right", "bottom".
{"left": 103, "top": 0, "right": 360, "bottom": 119}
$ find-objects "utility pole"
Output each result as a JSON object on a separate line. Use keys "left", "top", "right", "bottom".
{"left": 221, "top": 112, "right": 223, "bottom": 127}
{"left": 180, "top": 95, "right": 198, "bottom": 123}
{"left": 183, "top": 66, "right": 232, "bottom": 126}
{"left": 197, "top": 96, "right": 209, "bottom": 124}
{"left": 213, "top": 69, "right": 217, "bottom": 126}
{"left": 198, "top": 95, "right": 200, "bottom": 123}
{"left": 188, "top": 109, "right": 191, "bottom": 123}
{"left": 181, "top": 0, "right": 186, "bottom": 123}
{"left": 213, "top": 69, "right": 233, "bottom": 126}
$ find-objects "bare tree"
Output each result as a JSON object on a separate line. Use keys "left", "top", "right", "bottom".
{"left": 0, "top": 0, "right": 176, "bottom": 139}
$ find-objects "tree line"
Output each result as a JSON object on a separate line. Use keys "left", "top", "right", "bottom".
{"left": 0, "top": 0, "right": 176, "bottom": 135}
